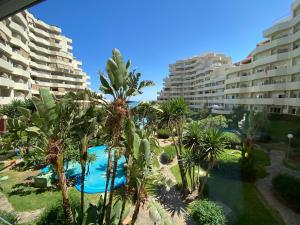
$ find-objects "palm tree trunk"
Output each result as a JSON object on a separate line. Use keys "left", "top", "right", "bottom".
{"left": 80, "top": 161, "right": 86, "bottom": 223}
{"left": 106, "top": 151, "right": 119, "bottom": 224}
{"left": 56, "top": 162, "right": 74, "bottom": 225}
{"left": 170, "top": 125, "right": 189, "bottom": 196}
{"left": 131, "top": 181, "right": 144, "bottom": 225}
{"left": 198, "top": 162, "right": 213, "bottom": 198}
{"left": 99, "top": 148, "right": 112, "bottom": 225}
{"left": 131, "top": 198, "right": 141, "bottom": 225}
{"left": 118, "top": 195, "right": 127, "bottom": 225}
{"left": 118, "top": 153, "right": 132, "bottom": 225}
{"left": 80, "top": 136, "right": 88, "bottom": 224}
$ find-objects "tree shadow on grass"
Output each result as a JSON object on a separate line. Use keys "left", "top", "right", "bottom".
{"left": 9, "top": 182, "right": 58, "bottom": 196}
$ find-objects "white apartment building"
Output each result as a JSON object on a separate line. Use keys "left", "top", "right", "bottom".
{"left": 224, "top": 0, "right": 300, "bottom": 115}
{"left": 157, "top": 53, "right": 232, "bottom": 111}
{"left": 0, "top": 11, "right": 89, "bottom": 105}
{"left": 159, "top": 0, "right": 300, "bottom": 116}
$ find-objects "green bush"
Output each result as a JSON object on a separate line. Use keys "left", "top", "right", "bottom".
{"left": 160, "top": 146, "right": 176, "bottom": 164}
{"left": 223, "top": 132, "right": 241, "bottom": 148}
{"left": 240, "top": 157, "right": 257, "bottom": 182}
{"left": 188, "top": 199, "right": 226, "bottom": 225}
{"left": 157, "top": 128, "right": 171, "bottom": 139}
{"left": 36, "top": 193, "right": 80, "bottom": 225}
{"left": 0, "top": 210, "right": 18, "bottom": 225}
{"left": 272, "top": 174, "right": 300, "bottom": 210}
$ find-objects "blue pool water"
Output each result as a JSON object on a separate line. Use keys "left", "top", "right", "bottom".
{"left": 41, "top": 145, "right": 126, "bottom": 194}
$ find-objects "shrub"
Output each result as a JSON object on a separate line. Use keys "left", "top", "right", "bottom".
{"left": 157, "top": 128, "right": 171, "bottom": 139}
{"left": 160, "top": 146, "right": 176, "bottom": 164}
{"left": 188, "top": 199, "right": 226, "bottom": 225}
{"left": 223, "top": 132, "right": 241, "bottom": 148}
{"left": 240, "top": 156, "right": 257, "bottom": 182}
{"left": 0, "top": 210, "right": 18, "bottom": 225}
{"left": 272, "top": 174, "right": 300, "bottom": 210}
{"left": 36, "top": 193, "right": 80, "bottom": 225}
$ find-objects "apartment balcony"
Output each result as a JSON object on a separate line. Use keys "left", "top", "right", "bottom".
{"left": 10, "top": 37, "right": 30, "bottom": 53}
{"left": 0, "top": 97, "right": 13, "bottom": 105}
{"left": 30, "top": 51, "right": 49, "bottom": 62}
{"left": 252, "top": 52, "right": 289, "bottom": 67}
{"left": 227, "top": 63, "right": 252, "bottom": 74}
{"left": 263, "top": 17, "right": 291, "bottom": 38}
{"left": 35, "top": 19, "right": 61, "bottom": 34}
{"left": 14, "top": 13, "right": 27, "bottom": 27}
{"left": 9, "top": 21, "right": 28, "bottom": 39}
{"left": 292, "top": 0, "right": 300, "bottom": 11}
{"left": 0, "top": 22, "right": 12, "bottom": 36}
{"left": 0, "top": 77, "right": 14, "bottom": 88}
{"left": 13, "top": 68, "right": 30, "bottom": 78}
{"left": 11, "top": 53, "right": 30, "bottom": 66}
{"left": 224, "top": 98, "right": 300, "bottom": 107}
{"left": 0, "top": 58, "right": 13, "bottom": 72}
{"left": 14, "top": 82, "right": 29, "bottom": 91}
{"left": 29, "top": 42, "right": 72, "bottom": 60}
{"left": 0, "top": 42, "right": 12, "bottom": 56}
{"left": 212, "top": 109, "right": 232, "bottom": 115}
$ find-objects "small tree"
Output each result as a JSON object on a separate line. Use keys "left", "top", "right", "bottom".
{"left": 159, "top": 98, "right": 190, "bottom": 196}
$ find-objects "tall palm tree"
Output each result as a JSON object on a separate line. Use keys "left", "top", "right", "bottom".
{"left": 198, "top": 129, "right": 227, "bottom": 197}
{"left": 25, "top": 88, "right": 76, "bottom": 224}
{"left": 159, "top": 98, "right": 190, "bottom": 196}
{"left": 70, "top": 97, "right": 99, "bottom": 223}
{"left": 99, "top": 48, "right": 154, "bottom": 224}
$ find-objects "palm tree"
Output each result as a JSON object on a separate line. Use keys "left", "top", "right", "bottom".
{"left": 159, "top": 98, "right": 190, "bottom": 196}
{"left": 99, "top": 48, "right": 154, "bottom": 224}
{"left": 25, "top": 88, "right": 76, "bottom": 224}
{"left": 198, "top": 129, "right": 227, "bottom": 197}
{"left": 70, "top": 98, "right": 99, "bottom": 222}
{"left": 183, "top": 121, "right": 204, "bottom": 191}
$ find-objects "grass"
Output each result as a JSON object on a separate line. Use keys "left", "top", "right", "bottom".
{"left": 170, "top": 149, "right": 285, "bottom": 225}
{"left": 0, "top": 169, "right": 99, "bottom": 212}
{"left": 252, "top": 148, "right": 271, "bottom": 178}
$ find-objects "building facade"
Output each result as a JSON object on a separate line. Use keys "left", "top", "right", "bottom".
{"left": 157, "top": 53, "right": 232, "bottom": 111}
{"left": 0, "top": 11, "right": 89, "bottom": 105}
{"left": 159, "top": 0, "right": 300, "bottom": 116}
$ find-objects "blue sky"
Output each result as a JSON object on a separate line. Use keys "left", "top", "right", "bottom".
{"left": 30, "top": 0, "right": 292, "bottom": 101}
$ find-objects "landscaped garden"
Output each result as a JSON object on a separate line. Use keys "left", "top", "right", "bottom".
{"left": 0, "top": 49, "right": 299, "bottom": 225}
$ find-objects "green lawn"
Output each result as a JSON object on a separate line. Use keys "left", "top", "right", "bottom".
{"left": 170, "top": 150, "right": 284, "bottom": 225}
{"left": 0, "top": 170, "right": 99, "bottom": 212}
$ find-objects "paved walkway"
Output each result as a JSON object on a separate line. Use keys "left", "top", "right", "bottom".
{"left": 256, "top": 149, "right": 300, "bottom": 225}
{"left": 0, "top": 192, "right": 43, "bottom": 224}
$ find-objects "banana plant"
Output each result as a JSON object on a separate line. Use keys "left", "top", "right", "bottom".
{"left": 24, "top": 88, "right": 76, "bottom": 225}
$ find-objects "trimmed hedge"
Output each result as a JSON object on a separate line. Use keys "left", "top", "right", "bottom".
{"left": 268, "top": 113, "right": 300, "bottom": 122}
{"left": 272, "top": 174, "right": 300, "bottom": 211}
{"left": 157, "top": 128, "right": 171, "bottom": 139}
{"left": 188, "top": 199, "right": 226, "bottom": 225}
{"left": 160, "top": 146, "right": 176, "bottom": 164}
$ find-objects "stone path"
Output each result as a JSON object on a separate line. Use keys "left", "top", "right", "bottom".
{"left": 0, "top": 192, "right": 43, "bottom": 224}
{"left": 256, "top": 149, "right": 300, "bottom": 225}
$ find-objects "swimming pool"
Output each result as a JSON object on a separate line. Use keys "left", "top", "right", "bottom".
{"left": 41, "top": 145, "right": 126, "bottom": 194}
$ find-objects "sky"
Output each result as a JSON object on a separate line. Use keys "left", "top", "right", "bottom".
{"left": 30, "top": 0, "right": 293, "bottom": 101}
